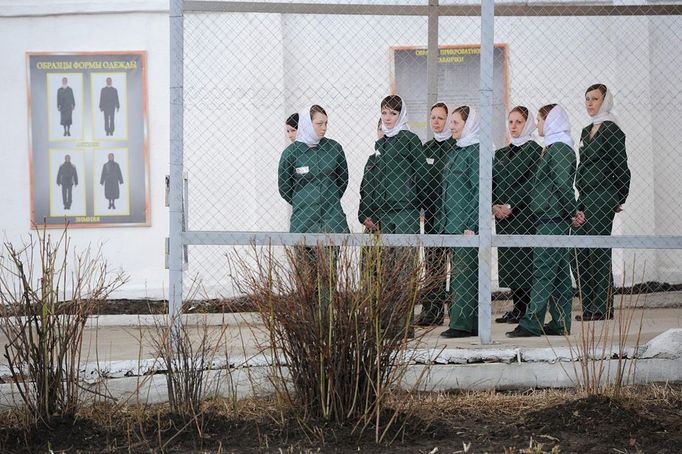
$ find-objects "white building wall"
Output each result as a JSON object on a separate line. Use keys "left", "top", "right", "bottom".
{"left": 0, "top": 2, "right": 170, "bottom": 298}
{"left": 1, "top": 1, "right": 680, "bottom": 298}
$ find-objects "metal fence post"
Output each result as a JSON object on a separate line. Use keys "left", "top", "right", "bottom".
{"left": 169, "top": 0, "right": 184, "bottom": 321}
{"left": 478, "top": 0, "right": 494, "bottom": 344}
{"left": 425, "top": 0, "right": 439, "bottom": 141}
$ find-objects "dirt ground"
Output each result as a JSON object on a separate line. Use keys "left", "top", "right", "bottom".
{"left": 1, "top": 385, "right": 680, "bottom": 453}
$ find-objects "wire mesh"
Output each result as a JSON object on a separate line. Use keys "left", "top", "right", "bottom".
{"left": 175, "top": 1, "right": 682, "bottom": 341}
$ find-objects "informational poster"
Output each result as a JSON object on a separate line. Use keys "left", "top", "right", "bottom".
{"left": 27, "top": 52, "right": 149, "bottom": 228}
{"left": 391, "top": 45, "right": 508, "bottom": 148}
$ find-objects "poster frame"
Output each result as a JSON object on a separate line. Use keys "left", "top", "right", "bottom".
{"left": 25, "top": 50, "right": 150, "bottom": 229}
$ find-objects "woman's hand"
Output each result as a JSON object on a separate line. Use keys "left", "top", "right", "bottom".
{"left": 363, "top": 217, "right": 378, "bottom": 232}
{"left": 571, "top": 210, "right": 586, "bottom": 229}
{"left": 492, "top": 204, "right": 512, "bottom": 220}
{"left": 463, "top": 229, "right": 475, "bottom": 236}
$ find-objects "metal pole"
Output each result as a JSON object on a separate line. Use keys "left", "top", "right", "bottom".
{"left": 478, "top": 0, "right": 494, "bottom": 345}
{"left": 169, "top": 0, "right": 184, "bottom": 322}
{"left": 425, "top": 0, "right": 439, "bottom": 141}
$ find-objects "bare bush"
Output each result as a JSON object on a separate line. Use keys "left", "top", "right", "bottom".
{"left": 0, "top": 225, "right": 127, "bottom": 424}
{"left": 231, "top": 238, "right": 434, "bottom": 441}
{"left": 569, "top": 257, "right": 646, "bottom": 396}
{"left": 149, "top": 311, "right": 230, "bottom": 419}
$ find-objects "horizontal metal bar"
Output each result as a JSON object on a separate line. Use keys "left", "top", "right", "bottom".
{"left": 494, "top": 235, "right": 682, "bottom": 250}
{"left": 493, "top": 4, "right": 682, "bottom": 17}
{"left": 182, "top": 231, "right": 478, "bottom": 247}
{"left": 184, "top": 1, "right": 682, "bottom": 16}
{"left": 185, "top": 1, "right": 429, "bottom": 15}
{"left": 182, "top": 231, "right": 682, "bottom": 249}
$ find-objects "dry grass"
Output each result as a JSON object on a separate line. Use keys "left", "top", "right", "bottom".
{"left": 2, "top": 384, "right": 679, "bottom": 452}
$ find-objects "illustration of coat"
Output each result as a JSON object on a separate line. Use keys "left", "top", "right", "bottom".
{"left": 100, "top": 160, "right": 123, "bottom": 200}
{"left": 57, "top": 86, "right": 75, "bottom": 126}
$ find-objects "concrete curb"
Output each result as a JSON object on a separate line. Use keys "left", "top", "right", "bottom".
{"left": 1, "top": 329, "right": 680, "bottom": 408}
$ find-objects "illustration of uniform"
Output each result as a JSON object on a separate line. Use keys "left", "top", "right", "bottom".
{"left": 100, "top": 154, "right": 123, "bottom": 209}
{"left": 99, "top": 78, "right": 120, "bottom": 136}
{"left": 56, "top": 155, "right": 78, "bottom": 209}
{"left": 57, "top": 78, "right": 75, "bottom": 136}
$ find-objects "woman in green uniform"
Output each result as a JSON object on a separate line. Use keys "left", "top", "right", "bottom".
{"left": 358, "top": 96, "right": 425, "bottom": 335}
{"left": 493, "top": 106, "right": 542, "bottom": 324}
{"left": 440, "top": 105, "right": 480, "bottom": 338}
{"left": 573, "top": 84, "right": 630, "bottom": 321}
{"left": 278, "top": 104, "right": 349, "bottom": 235}
{"left": 507, "top": 104, "right": 583, "bottom": 337}
{"left": 285, "top": 112, "right": 298, "bottom": 143}
{"left": 415, "top": 102, "right": 456, "bottom": 326}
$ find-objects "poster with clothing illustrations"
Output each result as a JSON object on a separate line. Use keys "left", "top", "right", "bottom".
{"left": 27, "top": 51, "right": 149, "bottom": 227}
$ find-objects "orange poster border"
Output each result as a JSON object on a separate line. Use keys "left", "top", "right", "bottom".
{"left": 25, "top": 50, "right": 150, "bottom": 230}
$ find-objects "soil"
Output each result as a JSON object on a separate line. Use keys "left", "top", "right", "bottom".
{"left": 1, "top": 388, "right": 680, "bottom": 453}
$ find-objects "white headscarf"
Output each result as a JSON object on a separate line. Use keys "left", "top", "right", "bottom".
{"left": 431, "top": 102, "right": 452, "bottom": 142}
{"left": 295, "top": 105, "right": 321, "bottom": 146}
{"left": 543, "top": 105, "right": 574, "bottom": 148}
{"left": 589, "top": 87, "right": 619, "bottom": 126}
{"left": 381, "top": 96, "right": 410, "bottom": 138}
{"left": 509, "top": 108, "right": 537, "bottom": 147}
{"left": 455, "top": 106, "right": 480, "bottom": 148}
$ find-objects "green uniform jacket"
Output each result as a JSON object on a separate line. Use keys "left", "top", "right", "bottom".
{"left": 529, "top": 142, "right": 577, "bottom": 220}
{"left": 440, "top": 143, "right": 480, "bottom": 234}
{"left": 493, "top": 140, "right": 542, "bottom": 288}
{"left": 575, "top": 121, "right": 630, "bottom": 209}
{"left": 278, "top": 138, "right": 349, "bottom": 233}
{"left": 422, "top": 137, "right": 456, "bottom": 234}
{"left": 358, "top": 129, "right": 426, "bottom": 225}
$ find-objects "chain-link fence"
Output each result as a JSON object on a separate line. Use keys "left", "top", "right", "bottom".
{"left": 169, "top": 0, "right": 682, "bottom": 343}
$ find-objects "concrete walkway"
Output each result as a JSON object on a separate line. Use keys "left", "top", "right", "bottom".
{"left": 0, "top": 304, "right": 679, "bottom": 365}
{"left": 0, "top": 300, "right": 680, "bottom": 405}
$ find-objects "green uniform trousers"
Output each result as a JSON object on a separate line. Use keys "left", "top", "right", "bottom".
{"left": 573, "top": 190, "right": 617, "bottom": 317}
{"left": 421, "top": 247, "right": 449, "bottom": 320}
{"left": 519, "top": 221, "right": 572, "bottom": 335}
{"left": 448, "top": 247, "right": 478, "bottom": 332}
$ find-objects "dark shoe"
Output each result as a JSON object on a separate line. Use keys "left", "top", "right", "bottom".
{"left": 495, "top": 311, "right": 522, "bottom": 324}
{"left": 414, "top": 314, "right": 443, "bottom": 327}
{"left": 542, "top": 324, "right": 569, "bottom": 336}
{"left": 575, "top": 313, "right": 612, "bottom": 322}
{"left": 440, "top": 328, "right": 475, "bottom": 338}
{"left": 505, "top": 326, "right": 539, "bottom": 338}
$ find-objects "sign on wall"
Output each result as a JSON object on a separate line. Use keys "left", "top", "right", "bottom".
{"left": 391, "top": 45, "right": 508, "bottom": 148}
{"left": 26, "top": 51, "right": 150, "bottom": 228}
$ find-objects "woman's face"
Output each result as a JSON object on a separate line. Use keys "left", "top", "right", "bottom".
{"left": 536, "top": 115, "right": 546, "bottom": 137}
{"left": 286, "top": 125, "right": 297, "bottom": 143}
{"left": 585, "top": 89, "right": 604, "bottom": 116}
{"left": 508, "top": 111, "right": 527, "bottom": 139}
{"left": 312, "top": 112, "right": 328, "bottom": 138}
{"left": 381, "top": 107, "right": 400, "bottom": 130}
{"left": 430, "top": 106, "right": 448, "bottom": 134}
{"left": 450, "top": 112, "right": 466, "bottom": 139}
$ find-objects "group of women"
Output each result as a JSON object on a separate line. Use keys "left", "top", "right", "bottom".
{"left": 277, "top": 83, "right": 630, "bottom": 339}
